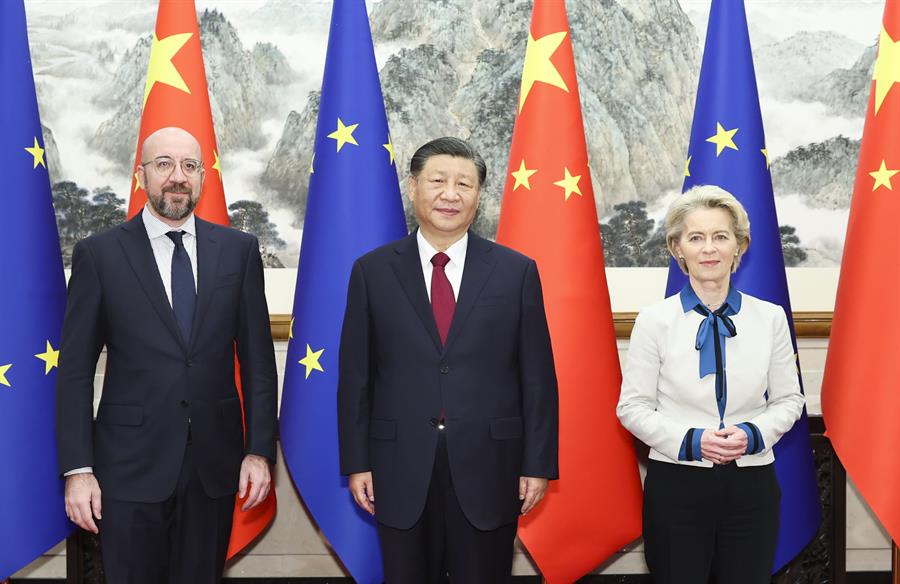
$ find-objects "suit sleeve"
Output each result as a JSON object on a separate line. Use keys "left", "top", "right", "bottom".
{"left": 55, "top": 240, "right": 105, "bottom": 476}
{"left": 235, "top": 236, "right": 278, "bottom": 462}
{"left": 337, "top": 260, "right": 373, "bottom": 475}
{"left": 518, "top": 260, "right": 559, "bottom": 479}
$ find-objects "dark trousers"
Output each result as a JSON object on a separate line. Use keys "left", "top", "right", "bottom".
{"left": 642, "top": 459, "right": 780, "bottom": 584}
{"left": 376, "top": 433, "right": 518, "bottom": 584}
{"left": 99, "top": 440, "right": 235, "bottom": 584}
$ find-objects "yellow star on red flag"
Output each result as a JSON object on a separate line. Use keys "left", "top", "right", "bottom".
{"left": 511, "top": 159, "right": 538, "bottom": 191}
{"left": 869, "top": 159, "right": 899, "bottom": 191}
{"left": 873, "top": 26, "right": 900, "bottom": 115}
{"left": 519, "top": 31, "right": 569, "bottom": 113}
{"left": 143, "top": 31, "right": 193, "bottom": 107}
{"left": 553, "top": 167, "right": 582, "bottom": 201}
{"left": 212, "top": 150, "right": 222, "bottom": 180}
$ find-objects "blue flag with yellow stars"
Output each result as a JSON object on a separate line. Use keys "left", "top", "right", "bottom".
{"left": 665, "top": 0, "right": 821, "bottom": 571}
{"left": 0, "top": 1, "right": 74, "bottom": 579}
{"left": 278, "top": 1, "right": 407, "bottom": 582}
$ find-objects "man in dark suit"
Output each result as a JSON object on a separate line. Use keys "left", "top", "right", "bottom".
{"left": 56, "top": 127, "right": 277, "bottom": 583}
{"left": 338, "top": 137, "right": 558, "bottom": 583}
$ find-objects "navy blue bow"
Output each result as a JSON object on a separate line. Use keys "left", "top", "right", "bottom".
{"left": 694, "top": 304, "right": 737, "bottom": 380}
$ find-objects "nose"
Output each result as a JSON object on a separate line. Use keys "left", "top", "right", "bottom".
{"left": 441, "top": 184, "right": 461, "bottom": 201}
{"left": 169, "top": 162, "right": 188, "bottom": 183}
{"left": 701, "top": 237, "right": 715, "bottom": 253}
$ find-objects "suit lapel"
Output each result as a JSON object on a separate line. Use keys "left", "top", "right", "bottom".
{"left": 442, "top": 232, "right": 496, "bottom": 354}
{"left": 118, "top": 214, "right": 186, "bottom": 352}
{"left": 391, "top": 233, "right": 443, "bottom": 353}
{"left": 188, "top": 218, "right": 221, "bottom": 350}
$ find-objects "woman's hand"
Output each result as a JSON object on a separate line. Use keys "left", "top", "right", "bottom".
{"left": 700, "top": 427, "right": 748, "bottom": 464}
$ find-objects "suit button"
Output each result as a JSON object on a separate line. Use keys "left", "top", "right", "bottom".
{"left": 440, "top": 365, "right": 449, "bottom": 374}
{"left": 186, "top": 360, "right": 193, "bottom": 367}
{"left": 180, "top": 400, "right": 189, "bottom": 408}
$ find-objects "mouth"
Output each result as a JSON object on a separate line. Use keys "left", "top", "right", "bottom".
{"left": 699, "top": 260, "right": 720, "bottom": 267}
{"left": 435, "top": 208, "right": 459, "bottom": 216}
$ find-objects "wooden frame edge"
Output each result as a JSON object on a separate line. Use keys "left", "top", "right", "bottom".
{"left": 270, "top": 311, "right": 834, "bottom": 341}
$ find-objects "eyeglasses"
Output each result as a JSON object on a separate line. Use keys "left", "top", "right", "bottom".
{"left": 141, "top": 157, "right": 203, "bottom": 178}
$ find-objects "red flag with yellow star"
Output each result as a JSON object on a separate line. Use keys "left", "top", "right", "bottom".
{"left": 495, "top": 1, "right": 642, "bottom": 581}
{"left": 127, "top": 0, "right": 275, "bottom": 559}
{"left": 821, "top": 0, "right": 900, "bottom": 544}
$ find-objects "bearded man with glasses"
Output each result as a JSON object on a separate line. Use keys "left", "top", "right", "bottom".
{"left": 55, "top": 126, "right": 278, "bottom": 583}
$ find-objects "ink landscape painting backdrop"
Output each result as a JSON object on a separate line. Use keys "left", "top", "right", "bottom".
{"left": 24, "top": 0, "right": 883, "bottom": 275}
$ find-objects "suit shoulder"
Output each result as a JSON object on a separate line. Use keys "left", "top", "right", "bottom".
{"left": 635, "top": 294, "right": 681, "bottom": 324}
{"left": 738, "top": 292, "right": 784, "bottom": 314}
{"left": 738, "top": 292, "right": 788, "bottom": 321}
{"left": 202, "top": 219, "right": 257, "bottom": 244}
{"left": 355, "top": 234, "right": 412, "bottom": 266}
{"left": 75, "top": 221, "right": 128, "bottom": 250}
{"left": 483, "top": 239, "right": 535, "bottom": 266}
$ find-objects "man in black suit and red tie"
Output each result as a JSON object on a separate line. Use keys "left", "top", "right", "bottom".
{"left": 338, "top": 137, "right": 559, "bottom": 583}
{"left": 55, "top": 127, "right": 277, "bottom": 583}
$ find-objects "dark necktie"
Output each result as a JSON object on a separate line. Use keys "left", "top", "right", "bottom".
{"left": 166, "top": 230, "right": 196, "bottom": 345}
{"left": 430, "top": 252, "right": 456, "bottom": 346}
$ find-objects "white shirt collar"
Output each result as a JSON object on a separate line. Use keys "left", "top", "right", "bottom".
{"left": 416, "top": 229, "right": 468, "bottom": 269}
{"left": 142, "top": 204, "right": 197, "bottom": 239}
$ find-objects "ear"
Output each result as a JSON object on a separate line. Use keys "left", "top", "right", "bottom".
{"left": 136, "top": 165, "right": 147, "bottom": 191}
{"left": 407, "top": 175, "right": 417, "bottom": 203}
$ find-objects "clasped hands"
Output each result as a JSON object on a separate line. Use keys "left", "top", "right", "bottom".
{"left": 700, "top": 426, "right": 749, "bottom": 465}
{"left": 349, "top": 472, "right": 549, "bottom": 516}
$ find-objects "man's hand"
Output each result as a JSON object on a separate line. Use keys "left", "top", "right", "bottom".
{"left": 349, "top": 472, "right": 375, "bottom": 515}
{"left": 238, "top": 454, "right": 272, "bottom": 511}
{"left": 65, "top": 473, "right": 102, "bottom": 534}
{"left": 700, "top": 427, "right": 748, "bottom": 464}
{"left": 519, "top": 476, "right": 549, "bottom": 515}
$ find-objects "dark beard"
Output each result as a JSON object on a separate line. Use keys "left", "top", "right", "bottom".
{"left": 149, "top": 189, "right": 196, "bottom": 221}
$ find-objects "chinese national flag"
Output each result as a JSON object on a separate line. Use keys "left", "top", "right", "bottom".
{"left": 127, "top": 0, "right": 275, "bottom": 559}
{"left": 495, "top": 0, "right": 642, "bottom": 581}
{"left": 821, "top": 0, "right": 900, "bottom": 544}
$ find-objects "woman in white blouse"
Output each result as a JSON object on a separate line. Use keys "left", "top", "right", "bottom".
{"left": 617, "top": 185, "right": 804, "bottom": 584}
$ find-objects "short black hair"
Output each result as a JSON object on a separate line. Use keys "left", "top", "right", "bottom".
{"left": 409, "top": 137, "right": 487, "bottom": 187}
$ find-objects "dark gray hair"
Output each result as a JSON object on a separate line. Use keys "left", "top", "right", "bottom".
{"left": 409, "top": 137, "right": 487, "bottom": 187}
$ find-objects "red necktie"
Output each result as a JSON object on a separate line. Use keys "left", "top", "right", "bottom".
{"left": 430, "top": 252, "right": 456, "bottom": 345}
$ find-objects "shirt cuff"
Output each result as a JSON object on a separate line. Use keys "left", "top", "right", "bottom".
{"left": 737, "top": 422, "right": 765, "bottom": 455}
{"left": 64, "top": 467, "right": 93, "bottom": 476}
{"left": 678, "top": 428, "right": 704, "bottom": 462}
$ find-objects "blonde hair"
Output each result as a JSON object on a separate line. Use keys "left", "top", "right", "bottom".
{"left": 665, "top": 185, "right": 751, "bottom": 274}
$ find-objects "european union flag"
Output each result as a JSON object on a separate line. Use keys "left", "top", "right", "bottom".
{"left": 665, "top": 0, "right": 822, "bottom": 571}
{"left": 278, "top": 1, "right": 407, "bottom": 582}
{"left": 0, "top": 0, "right": 74, "bottom": 579}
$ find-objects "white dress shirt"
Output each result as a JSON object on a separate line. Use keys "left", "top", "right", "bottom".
{"left": 616, "top": 290, "right": 805, "bottom": 468}
{"left": 65, "top": 206, "right": 199, "bottom": 477}
{"left": 416, "top": 230, "right": 467, "bottom": 301}
{"left": 142, "top": 205, "right": 198, "bottom": 306}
